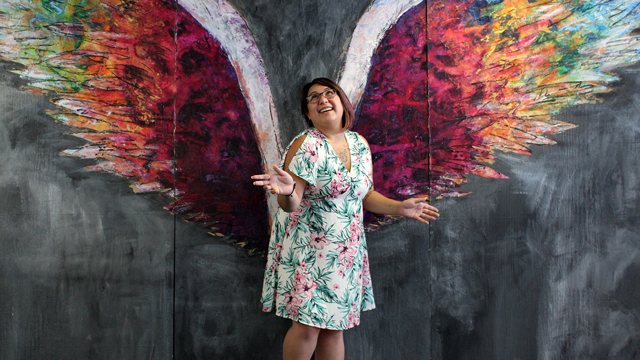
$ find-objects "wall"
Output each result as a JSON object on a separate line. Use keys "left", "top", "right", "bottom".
{"left": 1, "top": 0, "right": 639, "bottom": 359}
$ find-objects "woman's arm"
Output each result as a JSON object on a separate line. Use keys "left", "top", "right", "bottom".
{"left": 362, "top": 190, "right": 400, "bottom": 214}
{"left": 363, "top": 190, "right": 439, "bottom": 224}
{"left": 252, "top": 135, "right": 307, "bottom": 213}
{"left": 358, "top": 135, "right": 439, "bottom": 223}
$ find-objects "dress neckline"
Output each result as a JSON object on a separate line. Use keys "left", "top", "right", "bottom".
{"left": 311, "top": 128, "right": 354, "bottom": 175}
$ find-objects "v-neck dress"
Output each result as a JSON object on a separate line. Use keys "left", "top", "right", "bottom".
{"left": 261, "top": 128, "right": 376, "bottom": 330}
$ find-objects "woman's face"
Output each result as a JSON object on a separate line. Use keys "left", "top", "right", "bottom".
{"left": 305, "top": 83, "right": 344, "bottom": 130}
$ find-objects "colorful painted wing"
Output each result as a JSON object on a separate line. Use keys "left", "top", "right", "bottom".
{"left": 340, "top": 0, "right": 428, "bottom": 228}
{"left": 426, "top": 0, "right": 640, "bottom": 195}
{"left": 0, "top": 0, "right": 281, "bottom": 252}
{"left": 341, "top": 0, "right": 640, "bottom": 227}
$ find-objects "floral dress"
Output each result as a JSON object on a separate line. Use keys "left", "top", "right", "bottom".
{"left": 261, "top": 128, "right": 376, "bottom": 330}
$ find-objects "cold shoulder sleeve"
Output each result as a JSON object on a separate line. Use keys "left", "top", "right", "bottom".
{"left": 285, "top": 130, "right": 322, "bottom": 187}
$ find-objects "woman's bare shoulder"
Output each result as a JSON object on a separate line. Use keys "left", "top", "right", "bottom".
{"left": 288, "top": 134, "right": 308, "bottom": 154}
{"left": 284, "top": 134, "right": 308, "bottom": 167}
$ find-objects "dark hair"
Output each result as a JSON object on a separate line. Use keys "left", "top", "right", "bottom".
{"left": 300, "top": 78, "right": 354, "bottom": 131}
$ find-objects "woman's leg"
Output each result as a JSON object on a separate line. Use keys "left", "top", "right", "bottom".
{"left": 314, "top": 329, "right": 344, "bottom": 360}
{"left": 283, "top": 321, "right": 321, "bottom": 360}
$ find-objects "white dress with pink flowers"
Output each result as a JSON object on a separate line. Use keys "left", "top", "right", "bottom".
{"left": 261, "top": 128, "right": 376, "bottom": 330}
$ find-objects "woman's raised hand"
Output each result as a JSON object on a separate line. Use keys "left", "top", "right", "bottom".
{"left": 252, "top": 165, "right": 295, "bottom": 195}
{"left": 399, "top": 198, "right": 439, "bottom": 224}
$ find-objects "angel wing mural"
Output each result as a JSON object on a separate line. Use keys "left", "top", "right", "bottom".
{"left": 421, "top": 0, "right": 640, "bottom": 198}
{"left": 0, "top": 0, "right": 282, "bottom": 251}
{"left": 344, "top": 0, "right": 640, "bottom": 227}
{"left": 2, "top": 0, "right": 640, "bottom": 254}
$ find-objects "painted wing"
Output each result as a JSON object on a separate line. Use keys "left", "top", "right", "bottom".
{"left": 340, "top": 0, "right": 640, "bottom": 228}
{"left": 340, "top": 0, "right": 428, "bottom": 229}
{"left": 426, "top": 0, "right": 640, "bottom": 195}
{"left": 0, "top": 0, "right": 281, "bottom": 252}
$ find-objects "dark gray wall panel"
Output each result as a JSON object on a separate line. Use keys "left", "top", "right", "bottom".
{"left": 428, "top": 65, "right": 640, "bottom": 360}
{"left": 0, "top": 65, "right": 174, "bottom": 359}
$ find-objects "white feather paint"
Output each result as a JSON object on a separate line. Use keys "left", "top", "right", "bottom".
{"left": 178, "top": 0, "right": 282, "bottom": 218}
{"left": 338, "top": 0, "right": 423, "bottom": 108}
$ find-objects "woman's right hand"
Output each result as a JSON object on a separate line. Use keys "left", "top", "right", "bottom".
{"left": 251, "top": 164, "right": 295, "bottom": 195}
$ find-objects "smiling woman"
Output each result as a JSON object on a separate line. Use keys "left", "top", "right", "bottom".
{"left": 251, "top": 78, "right": 439, "bottom": 360}
{"left": 299, "top": 78, "right": 354, "bottom": 130}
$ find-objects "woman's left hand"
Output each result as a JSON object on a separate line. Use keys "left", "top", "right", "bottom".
{"left": 399, "top": 198, "right": 439, "bottom": 224}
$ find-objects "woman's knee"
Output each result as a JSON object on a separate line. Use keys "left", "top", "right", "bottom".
{"left": 318, "top": 329, "right": 343, "bottom": 341}
{"left": 290, "top": 321, "right": 321, "bottom": 341}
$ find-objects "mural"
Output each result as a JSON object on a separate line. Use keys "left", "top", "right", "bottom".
{"left": 425, "top": 1, "right": 640, "bottom": 358}
{"left": 0, "top": 0, "right": 279, "bottom": 250}
{"left": 0, "top": 0, "right": 428, "bottom": 248}
{"left": 428, "top": 0, "right": 640, "bottom": 196}
{"left": 2, "top": 0, "right": 640, "bottom": 358}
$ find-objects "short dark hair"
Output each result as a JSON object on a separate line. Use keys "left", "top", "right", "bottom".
{"left": 300, "top": 78, "right": 354, "bottom": 131}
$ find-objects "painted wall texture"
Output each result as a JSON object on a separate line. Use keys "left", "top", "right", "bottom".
{"left": 1, "top": 0, "right": 640, "bottom": 359}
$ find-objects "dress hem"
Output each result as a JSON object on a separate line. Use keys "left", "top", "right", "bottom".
{"left": 272, "top": 306, "right": 377, "bottom": 331}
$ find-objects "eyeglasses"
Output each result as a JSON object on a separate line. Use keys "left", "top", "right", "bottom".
{"left": 306, "top": 88, "right": 338, "bottom": 104}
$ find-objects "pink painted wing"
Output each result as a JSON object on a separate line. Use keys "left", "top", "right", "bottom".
{"left": 354, "top": 1, "right": 502, "bottom": 204}
{"left": 0, "top": 0, "right": 270, "bottom": 251}
{"left": 351, "top": 2, "right": 429, "bottom": 228}
{"left": 352, "top": 0, "right": 640, "bottom": 229}
{"left": 426, "top": 0, "right": 640, "bottom": 196}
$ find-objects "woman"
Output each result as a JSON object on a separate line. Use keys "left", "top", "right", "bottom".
{"left": 251, "top": 78, "right": 439, "bottom": 360}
